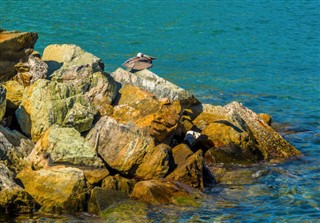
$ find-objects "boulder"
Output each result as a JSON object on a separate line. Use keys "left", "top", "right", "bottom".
{"left": 116, "top": 84, "right": 155, "bottom": 105}
{"left": 100, "top": 200, "right": 149, "bottom": 223}
{"left": 110, "top": 68, "right": 199, "bottom": 107}
{"left": 224, "top": 102, "right": 301, "bottom": 161}
{"left": 83, "top": 168, "right": 110, "bottom": 185}
{"left": 2, "top": 80, "right": 24, "bottom": 109}
{"left": 27, "top": 125, "right": 104, "bottom": 169}
{"left": 101, "top": 174, "right": 136, "bottom": 194}
{"left": 17, "top": 166, "right": 87, "bottom": 213}
{"left": 166, "top": 144, "right": 205, "bottom": 188}
{"left": 85, "top": 71, "right": 117, "bottom": 115}
{"left": 0, "top": 86, "right": 6, "bottom": 121}
{"left": 130, "top": 179, "right": 203, "bottom": 206}
{"left": 193, "top": 102, "right": 301, "bottom": 162}
{"left": 86, "top": 116, "right": 155, "bottom": 176}
{"left": 113, "top": 98, "right": 181, "bottom": 144}
{"left": 0, "top": 30, "right": 38, "bottom": 82}
{"left": 16, "top": 79, "right": 97, "bottom": 141}
{"left": 0, "top": 163, "right": 34, "bottom": 215}
{"left": 0, "top": 126, "right": 34, "bottom": 173}
{"left": 88, "top": 187, "right": 129, "bottom": 215}
{"left": 42, "top": 44, "right": 117, "bottom": 114}
{"left": 42, "top": 44, "right": 104, "bottom": 77}
{"left": 135, "top": 143, "right": 172, "bottom": 180}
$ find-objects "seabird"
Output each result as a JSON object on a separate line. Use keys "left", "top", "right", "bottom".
{"left": 122, "top": 52, "right": 156, "bottom": 71}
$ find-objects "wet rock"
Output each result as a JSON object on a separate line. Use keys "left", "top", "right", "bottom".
{"left": 16, "top": 79, "right": 97, "bottom": 141}
{"left": 130, "top": 179, "right": 203, "bottom": 206}
{"left": 27, "top": 125, "right": 104, "bottom": 169}
{"left": 101, "top": 174, "right": 136, "bottom": 193}
{"left": 135, "top": 143, "right": 172, "bottom": 180}
{"left": 17, "top": 166, "right": 87, "bottom": 213}
{"left": 100, "top": 200, "right": 149, "bottom": 223}
{"left": 0, "top": 163, "right": 34, "bottom": 215}
{"left": 166, "top": 144, "right": 205, "bottom": 188}
{"left": 0, "top": 30, "right": 38, "bottom": 82}
{"left": 204, "top": 143, "right": 259, "bottom": 166}
{"left": 2, "top": 80, "right": 24, "bottom": 109}
{"left": 111, "top": 68, "right": 199, "bottom": 107}
{"left": 86, "top": 116, "right": 155, "bottom": 176}
{"left": 88, "top": 187, "right": 129, "bottom": 215}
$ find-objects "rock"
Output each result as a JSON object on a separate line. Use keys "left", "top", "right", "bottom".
{"left": 83, "top": 168, "right": 110, "bottom": 185}
{"left": 204, "top": 143, "right": 259, "bottom": 166}
{"left": 110, "top": 68, "right": 199, "bottom": 107}
{"left": 17, "top": 166, "right": 87, "bottom": 213}
{"left": 258, "top": 113, "right": 272, "bottom": 126}
{"left": 14, "top": 53, "right": 48, "bottom": 86}
{"left": 88, "top": 187, "right": 129, "bottom": 215}
{"left": 116, "top": 84, "right": 155, "bottom": 105}
{"left": 224, "top": 102, "right": 301, "bottom": 161}
{"left": 0, "top": 86, "right": 6, "bottom": 121}
{"left": 0, "top": 126, "right": 34, "bottom": 173}
{"left": 130, "top": 179, "right": 203, "bottom": 206}
{"left": 135, "top": 143, "right": 172, "bottom": 180}
{"left": 166, "top": 144, "right": 205, "bottom": 188}
{"left": 28, "top": 125, "right": 104, "bottom": 169}
{"left": 2, "top": 80, "right": 24, "bottom": 109}
{"left": 86, "top": 116, "right": 155, "bottom": 176}
{"left": 0, "top": 30, "right": 38, "bottom": 82}
{"left": 193, "top": 102, "right": 300, "bottom": 162}
{"left": 42, "top": 44, "right": 104, "bottom": 77}
{"left": 16, "top": 79, "right": 97, "bottom": 141}
{"left": 0, "top": 163, "right": 34, "bottom": 215}
{"left": 100, "top": 200, "right": 150, "bottom": 223}
{"left": 113, "top": 98, "right": 181, "bottom": 144}
{"left": 208, "top": 166, "right": 269, "bottom": 185}
{"left": 85, "top": 71, "right": 117, "bottom": 115}
{"left": 42, "top": 44, "right": 117, "bottom": 114}
{"left": 101, "top": 174, "right": 136, "bottom": 194}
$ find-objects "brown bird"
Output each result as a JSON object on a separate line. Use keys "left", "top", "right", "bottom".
{"left": 122, "top": 52, "right": 156, "bottom": 71}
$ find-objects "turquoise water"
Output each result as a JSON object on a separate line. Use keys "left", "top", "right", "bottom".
{"left": 1, "top": 0, "right": 320, "bottom": 222}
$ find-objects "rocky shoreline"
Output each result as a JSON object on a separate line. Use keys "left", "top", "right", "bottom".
{"left": 0, "top": 30, "right": 302, "bottom": 219}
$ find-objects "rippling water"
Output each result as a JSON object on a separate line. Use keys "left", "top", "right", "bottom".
{"left": 1, "top": 0, "right": 319, "bottom": 222}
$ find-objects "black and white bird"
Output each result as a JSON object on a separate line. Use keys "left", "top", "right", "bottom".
{"left": 122, "top": 52, "right": 156, "bottom": 71}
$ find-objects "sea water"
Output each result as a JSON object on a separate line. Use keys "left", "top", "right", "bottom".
{"left": 1, "top": 0, "right": 319, "bottom": 222}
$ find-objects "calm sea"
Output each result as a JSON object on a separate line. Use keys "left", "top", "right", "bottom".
{"left": 1, "top": 0, "right": 319, "bottom": 222}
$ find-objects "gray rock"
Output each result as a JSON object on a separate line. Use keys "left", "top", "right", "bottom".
{"left": 111, "top": 68, "right": 199, "bottom": 107}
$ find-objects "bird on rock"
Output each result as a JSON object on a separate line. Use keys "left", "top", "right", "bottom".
{"left": 122, "top": 52, "right": 156, "bottom": 72}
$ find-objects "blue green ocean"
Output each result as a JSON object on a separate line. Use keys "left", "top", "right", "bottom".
{"left": 1, "top": 0, "right": 319, "bottom": 222}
